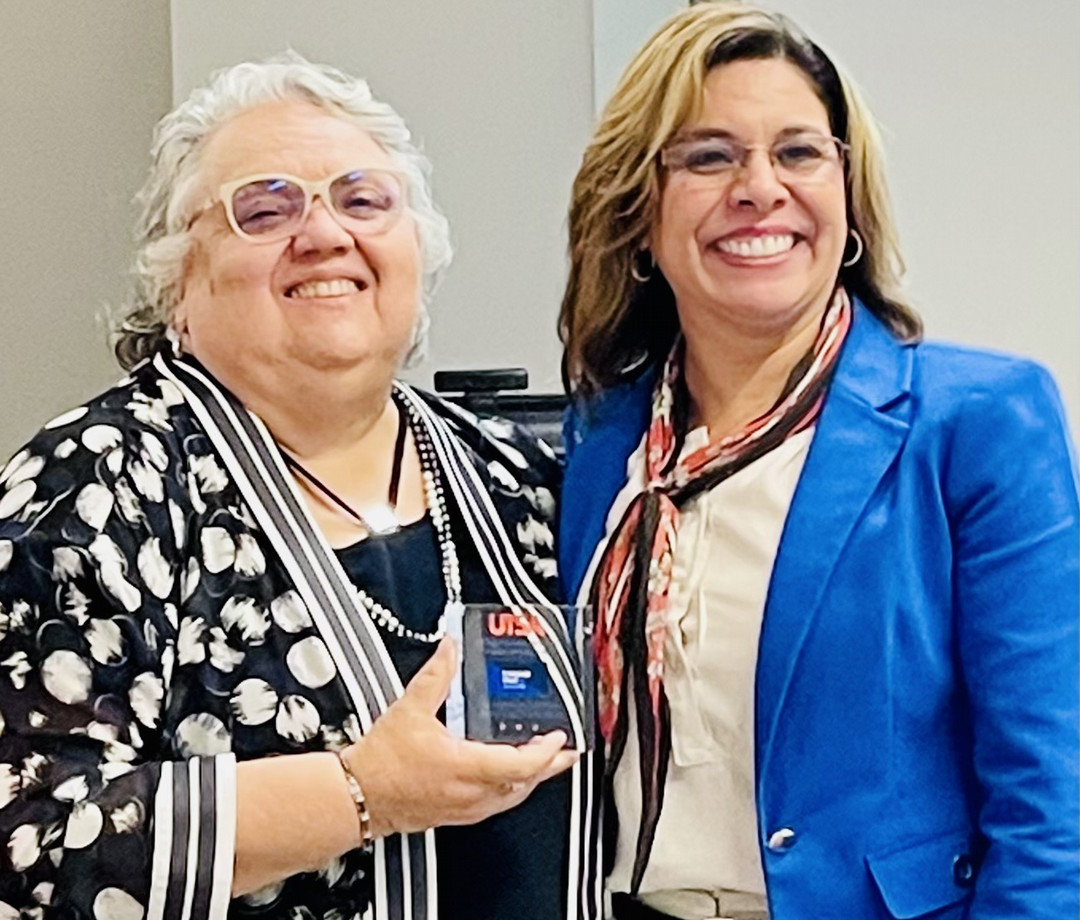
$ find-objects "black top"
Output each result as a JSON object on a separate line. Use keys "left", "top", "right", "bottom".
{"left": 337, "top": 515, "right": 571, "bottom": 920}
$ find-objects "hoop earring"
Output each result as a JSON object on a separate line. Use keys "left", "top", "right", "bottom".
{"left": 841, "top": 229, "right": 864, "bottom": 268}
{"left": 630, "top": 248, "right": 654, "bottom": 284}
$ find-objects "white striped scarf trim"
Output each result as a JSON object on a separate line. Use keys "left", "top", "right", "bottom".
{"left": 396, "top": 384, "right": 601, "bottom": 919}
{"left": 147, "top": 754, "right": 237, "bottom": 920}
{"left": 155, "top": 355, "right": 431, "bottom": 920}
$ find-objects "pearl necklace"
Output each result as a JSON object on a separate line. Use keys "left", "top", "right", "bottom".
{"left": 350, "top": 391, "right": 461, "bottom": 644}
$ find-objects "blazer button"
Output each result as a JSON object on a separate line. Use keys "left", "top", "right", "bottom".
{"left": 952, "top": 853, "right": 975, "bottom": 887}
{"left": 766, "top": 828, "right": 797, "bottom": 851}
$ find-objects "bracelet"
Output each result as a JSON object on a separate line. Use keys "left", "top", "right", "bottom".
{"left": 336, "top": 749, "right": 374, "bottom": 851}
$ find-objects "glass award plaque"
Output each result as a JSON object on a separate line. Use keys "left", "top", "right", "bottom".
{"left": 446, "top": 603, "right": 595, "bottom": 751}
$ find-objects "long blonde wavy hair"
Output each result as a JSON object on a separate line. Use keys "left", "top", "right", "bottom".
{"left": 559, "top": 0, "right": 920, "bottom": 398}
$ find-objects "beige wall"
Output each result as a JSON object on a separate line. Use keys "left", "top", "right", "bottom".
{"left": 0, "top": 0, "right": 172, "bottom": 457}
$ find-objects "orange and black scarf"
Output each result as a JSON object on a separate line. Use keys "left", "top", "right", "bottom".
{"left": 591, "top": 287, "right": 852, "bottom": 892}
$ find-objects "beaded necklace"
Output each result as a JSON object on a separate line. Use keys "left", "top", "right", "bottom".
{"left": 283, "top": 392, "right": 461, "bottom": 644}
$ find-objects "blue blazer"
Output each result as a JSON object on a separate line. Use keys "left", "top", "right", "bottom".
{"left": 560, "top": 304, "right": 1079, "bottom": 920}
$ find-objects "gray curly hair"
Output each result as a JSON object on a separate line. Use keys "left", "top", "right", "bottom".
{"left": 113, "top": 51, "right": 452, "bottom": 370}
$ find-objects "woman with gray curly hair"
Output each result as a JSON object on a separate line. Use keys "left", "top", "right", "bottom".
{"left": 0, "top": 54, "right": 596, "bottom": 920}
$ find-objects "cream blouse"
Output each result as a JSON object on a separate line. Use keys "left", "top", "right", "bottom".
{"left": 580, "top": 426, "right": 813, "bottom": 920}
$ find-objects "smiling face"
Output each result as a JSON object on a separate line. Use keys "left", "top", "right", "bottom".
{"left": 652, "top": 58, "right": 848, "bottom": 340}
{"left": 174, "top": 99, "right": 422, "bottom": 399}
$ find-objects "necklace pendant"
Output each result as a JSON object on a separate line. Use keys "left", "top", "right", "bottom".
{"left": 362, "top": 504, "right": 399, "bottom": 535}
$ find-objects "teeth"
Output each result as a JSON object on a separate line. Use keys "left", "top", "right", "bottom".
{"left": 288, "top": 278, "right": 359, "bottom": 299}
{"left": 716, "top": 234, "right": 795, "bottom": 257}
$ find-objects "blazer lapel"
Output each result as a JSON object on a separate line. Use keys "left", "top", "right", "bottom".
{"left": 756, "top": 305, "right": 914, "bottom": 780}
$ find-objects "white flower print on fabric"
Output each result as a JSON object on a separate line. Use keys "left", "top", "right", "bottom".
{"left": 174, "top": 712, "right": 230, "bottom": 756}
{"left": 270, "top": 591, "right": 312, "bottom": 634}
{"left": 80, "top": 425, "right": 123, "bottom": 455}
{"left": 62, "top": 584, "right": 91, "bottom": 625}
{"left": 92, "top": 886, "right": 144, "bottom": 920}
{"left": 221, "top": 597, "right": 269, "bottom": 644}
{"left": 114, "top": 479, "right": 145, "bottom": 526}
{"left": 232, "top": 679, "right": 279, "bottom": 726}
{"left": 0, "top": 481, "right": 36, "bottom": 520}
{"left": 41, "top": 651, "right": 93, "bottom": 705}
{"left": 189, "top": 455, "right": 227, "bottom": 494}
{"left": 52, "top": 775, "right": 89, "bottom": 803}
{"left": 139, "top": 432, "right": 168, "bottom": 472}
{"left": 276, "top": 695, "right": 321, "bottom": 742}
{"left": 200, "top": 527, "right": 235, "bottom": 574}
{"left": 85, "top": 619, "right": 125, "bottom": 666}
{"left": 129, "top": 460, "right": 164, "bottom": 503}
{"left": 28, "top": 711, "right": 48, "bottom": 729}
{"left": 523, "top": 485, "right": 557, "bottom": 519}
{"left": 241, "top": 881, "right": 285, "bottom": 909}
{"left": 88, "top": 536, "right": 141, "bottom": 613}
{"left": 234, "top": 534, "right": 266, "bottom": 577}
{"left": 0, "top": 764, "right": 20, "bottom": 809}
{"left": 2, "top": 651, "right": 31, "bottom": 689}
{"left": 168, "top": 500, "right": 185, "bottom": 551}
{"left": 2, "top": 599, "right": 31, "bottom": 635}
{"left": 126, "top": 392, "right": 172, "bottom": 432}
{"left": 161, "top": 643, "right": 176, "bottom": 689}
{"left": 7, "top": 823, "right": 42, "bottom": 871}
{"left": 31, "top": 883, "right": 53, "bottom": 908}
{"left": 208, "top": 627, "right": 245, "bottom": 672}
{"left": 109, "top": 800, "right": 144, "bottom": 834}
{"left": 176, "top": 617, "right": 207, "bottom": 666}
{"left": 20, "top": 752, "right": 47, "bottom": 788}
{"left": 63, "top": 802, "right": 105, "bottom": 849}
{"left": 286, "top": 637, "right": 337, "bottom": 689}
{"left": 76, "top": 484, "right": 114, "bottom": 532}
{"left": 181, "top": 557, "right": 200, "bottom": 602}
{"left": 53, "top": 438, "right": 77, "bottom": 459}
{"left": 487, "top": 460, "right": 520, "bottom": 492}
{"left": 0, "top": 901, "right": 19, "bottom": 920}
{"left": 43, "top": 406, "right": 89, "bottom": 431}
{"left": 129, "top": 673, "right": 164, "bottom": 728}
{"left": 52, "top": 547, "right": 83, "bottom": 581}
{"left": 516, "top": 516, "right": 554, "bottom": 553}
{"left": 185, "top": 469, "right": 207, "bottom": 515}
{"left": 0, "top": 451, "right": 44, "bottom": 488}
{"left": 136, "top": 539, "right": 173, "bottom": 599}
{"left": 0, "top": 542, "right": 12, "bottom": 574}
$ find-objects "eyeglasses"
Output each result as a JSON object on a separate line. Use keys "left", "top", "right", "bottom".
{"left": 661, "top": 133, "right": 848, "bottom": 182}
{"left": 210, "top": 167, "right": 407, "bottom": 242}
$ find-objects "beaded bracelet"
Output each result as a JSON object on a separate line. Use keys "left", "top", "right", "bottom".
{"left": 336, "top": 750, "right": 374, "bottom": 851}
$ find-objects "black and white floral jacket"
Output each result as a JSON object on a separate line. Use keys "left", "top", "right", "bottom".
{"left": 0, "top": 355, "right": 576, "bottom": 920}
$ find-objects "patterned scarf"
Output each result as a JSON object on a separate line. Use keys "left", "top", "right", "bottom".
{"left": 591, "top": 288, "right": 852, "bottom": 893}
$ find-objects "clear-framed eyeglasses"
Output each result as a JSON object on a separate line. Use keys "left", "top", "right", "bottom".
{"left": 198, "top": 166, "right": 408, "bottom": 243}
{"left": 660, "top": 132, "right": 849, "bottom": 183}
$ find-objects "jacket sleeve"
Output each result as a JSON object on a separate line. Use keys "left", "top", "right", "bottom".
{"left": 946, "top": 361, "right": 1079, "bottom": 919}
{"left": 0, "top": 420, "right": 236, "bottom": 919}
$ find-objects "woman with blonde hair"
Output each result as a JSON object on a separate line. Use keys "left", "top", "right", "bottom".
{"left": 559, "top": 3, "right": 1078, "bottom": 918}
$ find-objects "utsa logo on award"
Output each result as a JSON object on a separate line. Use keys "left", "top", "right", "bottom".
{"left": 485, "top": 611, "right": 548, "bottom": 638}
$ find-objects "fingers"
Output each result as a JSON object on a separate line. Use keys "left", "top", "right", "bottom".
{"left": 467, "top": 731, "right": 576, "bottom": 785}
{"left": 401, "top": 637, "right": 457, "bottom": 715}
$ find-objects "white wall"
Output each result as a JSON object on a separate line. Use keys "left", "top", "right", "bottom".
{"left": 170, "top": 0, "right": 595, "bottom": 394}
{"left": 0, "top": 0, "right": 172, "bottom": 457}
{"left": 768, "top": 0, "right": 1080, "bottom": 432}
{"left": 592, "top": 0, "right": 683, "bottom": 111}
